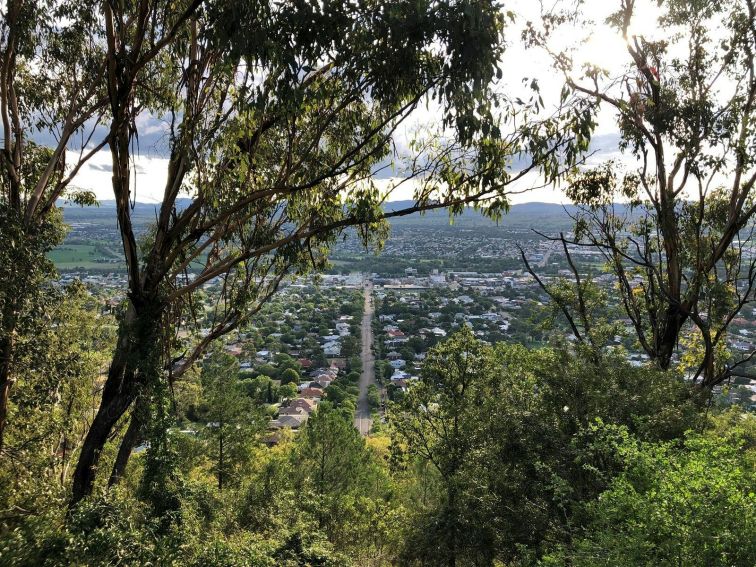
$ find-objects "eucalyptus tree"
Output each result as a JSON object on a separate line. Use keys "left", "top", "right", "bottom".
{"left": 0, "top": 0, "right": 107, "bottom": 450}
{"left": 526, "top": 0, "right": 756, "bottom": 386}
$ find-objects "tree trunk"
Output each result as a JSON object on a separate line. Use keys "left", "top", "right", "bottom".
{"left": 108, "top": 405, "right": 145, "bottom": 487}
{"left": 0, "top": 346, "right": 13, "bottom": 452}
{"left": 698, "top": 339, "right": 720, "bottom": 388}
{"left": 70, "top": 358, "right": 136, "bottom": 504}
{"left": 655, "top": 305, "right": 687, "bottom": 371}
{"left": 218, "top": 424, "right": 224, "bottom": 491}
{"left": 70, "top": 301, "right": 162, "bottom": 505}
{"left": 447, "top": 482, "right": 458, "bottom": 567}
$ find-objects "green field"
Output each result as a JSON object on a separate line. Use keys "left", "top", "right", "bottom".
{"left": 49, "top": 244, "right": 124, "bottom": 270}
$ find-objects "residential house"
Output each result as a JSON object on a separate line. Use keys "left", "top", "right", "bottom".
{"left": 300, "top": 387, "right": 323, "bottom": 399}
{"left": 323, "top": 341, "right": 341, "bottom": 356}
{"left": 278, "top": 406, "right": 308, "bottom": 418}
{"left": 390, "top": 369, "right": 409, "bottom": 381}
{"left": 329, "top": 358, "right": 347, "bottom": 370}
{"left": 287, "top": 398, "right": 317, "bottom": 414}
{"left": 269, "top": 414, "right": 306, "bottom": 429}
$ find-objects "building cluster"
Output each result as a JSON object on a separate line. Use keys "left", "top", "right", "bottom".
{"left": 372, "top": 278, "right": 527, "bottom": 398}
{"left": 267, "top": 365, "right": 340, "bottom": 431}
{"left": 335, "top": 224, "right": 547, "bottom": 262}
{"left": 202, "top": 282, "right": 364, "bottom": 437}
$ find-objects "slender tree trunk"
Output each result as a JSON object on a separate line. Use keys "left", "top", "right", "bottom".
{"left": 71, "top": 26, "right": 147, "bottom": 502}
{"left": 655, "top": 305, "right": 687, "bottom": 371}
{"left": 108, "top": 405, "right": 144, "bottom": 487}
{"left": 218, "top": 426, "right": 224, "bottom": 491}
{"left": 699, "top": 342, "right": 719, "bottom": 388}
{"left": 655, "top": 187, "right": 685, "bottom": 371}
{"left": 70, "top": 301, "right": 162, "bottom": 505}
{"left": 71, "top": 357, "right": 136, "bottom": 504}
{"left": 0, "top": 340, "right": 13, "bottom": 452}
{"left": 448, "top": 488, "right": 457, "bottom": 567}
{"left": 58, "top": 394, "right": 76, "bottom": 485}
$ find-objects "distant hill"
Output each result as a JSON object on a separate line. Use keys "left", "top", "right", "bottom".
{"left": 382, "top": 200, "right": 582, "bottom": 230}
{"left": 58, "top": 199, "right": 584, "bottom": 232}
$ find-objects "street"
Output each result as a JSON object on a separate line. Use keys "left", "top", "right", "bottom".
{"left": 354, "top": 281, "right": 375, "bottom": 436}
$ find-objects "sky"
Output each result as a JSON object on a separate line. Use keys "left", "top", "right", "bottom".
{"left": 59, "top": 0, "right": 664, "bottom": 205}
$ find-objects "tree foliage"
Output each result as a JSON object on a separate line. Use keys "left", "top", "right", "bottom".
{"left": 527, "top": 0, "right": 756, "bottom": 387}
{"left": 543, "top": 415, "right": 756, "bottom": 567}
{"left": 392, "top": 327, "right": 709, "bottom": 565}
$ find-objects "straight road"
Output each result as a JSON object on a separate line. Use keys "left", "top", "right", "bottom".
{"left": 539, "top": 240, "right": 558, "bottom": 268}
{"left": 354, "top": 281, "right": 375, "bottom": 436}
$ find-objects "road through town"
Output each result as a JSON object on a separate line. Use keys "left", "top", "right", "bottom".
{"left": 354, "top": 281, "right": 375, "bottom": 436}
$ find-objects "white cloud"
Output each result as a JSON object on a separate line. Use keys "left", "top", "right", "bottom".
{"left": 67, "top": 150, "right": 173, "bottom": 203}
{"left": 65, "top": 0, "right": 670, "bottom": 205}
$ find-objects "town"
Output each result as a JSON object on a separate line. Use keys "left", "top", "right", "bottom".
{"left": 54, "top": 205, "right": 756, "bottom": 444}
